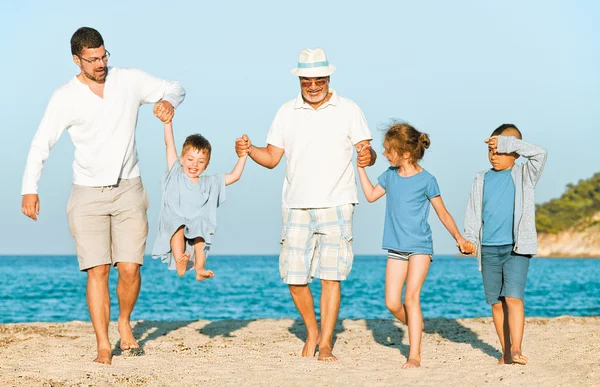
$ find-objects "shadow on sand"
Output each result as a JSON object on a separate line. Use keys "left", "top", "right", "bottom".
{"left": 113, "top": 319, "right": 255, "bottom": 356}
{"left": 363, "top": 318, "right": 500, "bottom": 361}
{"left": 114, "top": 320, "right": 192, "bottom": 356}
{"left": 424, "top": 318, "right": 501, "bottom": 359}
{"left": 198, "top": 319, "right": 254, "bottom": 339}
{"left": 364, "top": 319, "right": 410, "bottom": 359}
{"left": 288, "top": 318, "right": 344, "bottom": 356}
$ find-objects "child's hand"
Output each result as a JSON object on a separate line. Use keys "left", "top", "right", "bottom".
{"left": 485, "top": 136, "right": 498, "bottom": 154}
{"left": 154, "top": 101, "right": 174, "bottom": 123}
{"left": 456, "top": 237, "right": 476, "bottom": 255}
{"left": 356, "top": 143, "right": 373, "bottom": 168}
{"left": 235, "top": 134, "right": 251, "bottom": 157}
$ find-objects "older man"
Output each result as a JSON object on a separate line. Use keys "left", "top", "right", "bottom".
{"left": 236, "top": 48, "right": 375, "bottom": 361}
{"left": 21, "top": 27, "right": 185, "bottom": 365}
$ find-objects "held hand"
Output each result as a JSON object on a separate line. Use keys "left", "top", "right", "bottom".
{"left": 154, "top": 101, "right": 175, "bottom": 123}
{"left": 485, "top": 136, "right": 498, "bottom": 153}
{"left": 235, "top": 134, "right": 251, "bottom": 158}
{"left": 357, "top": 143, "right": 374, "bottom": 168}
{"left": 22, "top": 194, "right": 40, "bottom": 221}
{"left": 456, "top": 238, "right": 476, "bottom": 255}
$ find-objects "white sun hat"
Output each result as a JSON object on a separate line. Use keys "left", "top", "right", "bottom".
{"left": 290, "top": 48, "right": 336, "bottom": 77}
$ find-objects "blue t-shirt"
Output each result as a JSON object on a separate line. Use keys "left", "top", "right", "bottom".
{"left": 377, "top": 168, "right": 441, "bottom": 254}
{"left": 482, "top": 169, "right": 515, "bottom": 245}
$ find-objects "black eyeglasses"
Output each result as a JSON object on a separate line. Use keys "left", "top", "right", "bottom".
{"left": 78, "top": 50, "right": 110, "bottom": 65}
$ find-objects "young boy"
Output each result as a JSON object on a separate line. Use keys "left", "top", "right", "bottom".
{"left": 464, "top": 124, "right": 547, "bottom": 365}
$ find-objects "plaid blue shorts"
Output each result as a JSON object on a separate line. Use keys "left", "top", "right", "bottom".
{"left": 279, "top": 204, "right": 354, "bottom": 285}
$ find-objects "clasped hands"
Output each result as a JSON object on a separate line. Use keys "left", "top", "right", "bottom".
{"left": 153, "top": 101, "right": 174, "bottom": 123}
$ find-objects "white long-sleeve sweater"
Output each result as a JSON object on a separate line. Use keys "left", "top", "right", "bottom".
{"left": 22, "top": 66, "right": 186, "bottom": 194}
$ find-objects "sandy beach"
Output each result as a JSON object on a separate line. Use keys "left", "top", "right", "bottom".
{"left": 0, "top": 317, "right": 598, "bottom": 386}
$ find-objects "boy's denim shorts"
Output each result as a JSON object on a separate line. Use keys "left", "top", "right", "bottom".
{"left": 481, "top": 244, "right": 531, "bottom": 305}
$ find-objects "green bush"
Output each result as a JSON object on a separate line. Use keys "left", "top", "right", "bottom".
{"left": 536, "top": 172, "right": 600, "bottom": 233}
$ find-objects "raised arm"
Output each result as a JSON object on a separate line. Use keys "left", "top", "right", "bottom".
{"left": 225, "top": 154, "right": 247, "bottom": 185}
{"left": 496, "top": 136, "right": 547, "bottom": 186}
{"left": 131, "top": 68, "right": 186, "bottom": 123}
{"left": 430, "top": 196, "right": 475, "bottom": 254}
{"left": 163, "top": 122, "right": 178, "bottom": 171}
{"left": 357, "top": 167, "right": 386, "bottom": 203}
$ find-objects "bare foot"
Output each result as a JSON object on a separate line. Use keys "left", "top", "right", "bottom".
{"left": 195, "top": 268, "right": 214, "bottom": 281}
{"left": 498, "top": 354, "right": 513, "bottom": 365}
{"left": 318, "top": 346, "right": 337, "bottom": 362}
{"left": 94, "top": 348, "right": 112, "bottom": 365}
{"left": 401, "top": 357, "right": 421, "bottom": 369}
{"left": 118, "top": 318, "right": 139, "bottom": 350}
{"left": 511, "top": 352, "right": 528, "bottom": 365}
{"left": 301, "top": 332, "right": 320, "bottom": 357}
{"left": 175, "top": 253, "right": 190, "bottom": 276}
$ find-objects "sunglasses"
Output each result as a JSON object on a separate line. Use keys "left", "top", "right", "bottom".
{"left": 300, "top": 78, "right": 329, "bottom": 87}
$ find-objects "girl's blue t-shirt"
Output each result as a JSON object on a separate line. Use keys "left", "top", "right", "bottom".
{"left": 377, "top": 168, "right": 441, "bottom": 254}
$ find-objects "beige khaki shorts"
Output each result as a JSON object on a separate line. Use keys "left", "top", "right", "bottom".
{"left": 279, "top": 204, "right": 354, "bottom": 285}
{"left": 67, "top": 177, "right": 149, "bottom": 271}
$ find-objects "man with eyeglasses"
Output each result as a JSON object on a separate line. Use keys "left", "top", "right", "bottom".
{"left": 21, "top": 27, "right": 185, "bottom": 365}
{"left": 235, "top": 48, "right": 375, "bottom": 362}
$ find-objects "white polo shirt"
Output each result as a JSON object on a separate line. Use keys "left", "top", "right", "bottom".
{"left": 267, "top": 90, "right": 372, "bottom": 209}
{"left": 21, "top": 67, "right": 186, "bottom": 194}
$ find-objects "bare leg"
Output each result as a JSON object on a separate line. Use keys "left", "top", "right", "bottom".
{"left": 289, "top": 284, "right": 320, "bottom": 357}
{"left": 170, "top": 226, "right": 189, "bottom": 276}
{"left": 86, "top": 264, "right": 112, "bottom": 364}
{"left": 318, "top": 280, "right": 341, "bottom": 362}
{"left": 385, "top": 259, "right": 410, "bottom": 324}
{"left": 401, "top": 255, "right": 430, "bottom": 369}
{"left": 491, "top": 299, "right": 512, "bottom": 364}
{"left": 193, "top": 237, "right": 214, "bottom": 281}
{"left": 505, "top": 297, "right": 528, "bottom": 364}
{"left": 116, "top": 262, "right": 141, "bottom": 350}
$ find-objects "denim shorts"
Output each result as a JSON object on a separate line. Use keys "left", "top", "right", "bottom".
{"left": 481, "top": 244, "right": 531, "bottom": 305}
{"left": 387, "top": 250, "right": 433, "bottom": 262}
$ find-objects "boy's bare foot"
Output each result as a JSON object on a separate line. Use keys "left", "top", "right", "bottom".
{"left": 511, "top": 352, "right": 528, "bottom": 365}
{"left": 175, "top": 253, "right": 190, "bottom": 276}
{"left": 118, "top": 318, "right": 139, "bottom": 350}
{"left": 401, "top": 357, "right": 421, "bottom": 369}
{"left": 94, "top": 348, "right": 112, "bottom": 365}
{"left": 301, "top": 332, "right": 320, "bottom": 357}
{"left": 195, "top": 268, "right": 214, "bottom": 281}
{"left": 318, "top": 346, "right": 337, "bottom": 362}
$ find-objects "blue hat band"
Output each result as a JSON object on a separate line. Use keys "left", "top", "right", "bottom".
{"left": 297, "top": 61, "right": 329, "bottom": 69}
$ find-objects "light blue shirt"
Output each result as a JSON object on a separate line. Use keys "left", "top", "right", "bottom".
{"left": 377, "top": 168, "right": 440, "bottom": 254}
{"left": 482, "top": 168, "right": 515, "bottom": 245}
{"left": 152, "top": 160, "right": 226, "bottom": 269}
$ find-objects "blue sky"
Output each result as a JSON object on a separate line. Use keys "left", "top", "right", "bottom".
{"left": 1, "top": 1, "right": 599, "bottom": 255}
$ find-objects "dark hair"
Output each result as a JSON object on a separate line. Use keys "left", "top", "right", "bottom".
{"left": 384, "top": 122, "right": 430, "bottom": 164}
{"left": 71, "top": 27, "right": 104, "bottom": 56}
{"left": 181, "top": 134, "right": 212, "bottom": 159}
{"left": 491, "top": 123, "right": 522, "bottom": 139}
